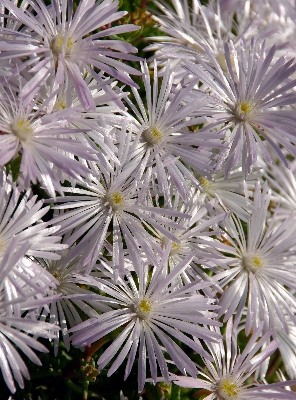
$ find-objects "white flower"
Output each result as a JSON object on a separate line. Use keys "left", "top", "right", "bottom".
{"left": 0, "top": 85, "right": 99, "bottom": 197}
{"left": 213, "top": 182, "right": 296, "bottom": 334}
{"left": 172, "top": 317, "right": 296, "bottom": 400}
{"left": 195, "top": 164, "right": 259, "bottom": 221}
{"left": 264, "top": 158, "right": 296, "bottom": 221}
{"left": 50, "top": 158, "right": 189, "bottom": 276}
{"left": 1, "top": 0, "right": 141, "bottom": 108}
{"left": 0, "top": 168, "right": 66, "bottom": 259}
{"left": 123, "top": 61, "right": 224, "bottom": 203}
{"left": 70, "top": 254, "right": 221, "bottom": 392}
{"left": 145, "top": 0, "right": 256, "bottom": 75}
{"left": 184, "top": 38, "right": 296, "bottom": 177}
{"left": 148, "top": 188, "right": 228, "bottom": 294}
{"left": 0, "top": 240, "right": 60, "bottom": 394}
{"left": 240, "top": 310, "right": 296, "bottom": 381}
{"left": 36, "top": 245, "right": 112, "bottom": 355}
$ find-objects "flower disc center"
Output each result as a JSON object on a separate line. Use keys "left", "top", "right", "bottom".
{"left": 233, "top": 101, "right": 255, "bottom": 122}
{"left": 161, "top": 236, "right": 182, "bottom": 256}
{"left": 170, "top": 241, "right": 182, "bottom": 255}
{"left": 11, "top": 118, "right": 34, "bottom": 141}
{"left": 142, "top": 126, "right": 163, "bottom": 146}
{"left": 51, "top": 34, "right": 75, "bottom": 57}
{"left": 54, "top": 100, "right": 67, "bottom": 111}
{"left": 105, "top": 191, "right": 125, "bottom": 212}
{"left": 217, "top": 378, "right": 240, "bottom": 400}
{"left": 52, "top": 271, "right": 61, "bottom": 282}
{"left": 135, "top": 298, "right": 153, "bottom": 320}
{"left": 242, "top": 253, "right": 264, "bottom": 273}
{"left": 196, "top": 173, "right": 211, "bottom": 191}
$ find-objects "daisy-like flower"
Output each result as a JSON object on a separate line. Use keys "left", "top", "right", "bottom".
{"left": 0, "top": 232, "right": 61, "bottom": 327}
{"left": 145, "top": 0, "right": 256, "bottom": 75}
{"left": 148, "top": 188, "right": 228, "bottom": 294}
{"left": 123, "top": 61, "right": 224, "bottom": 203}
{"left": 219, "top": 0, "right": 296, "bottom": 21}
{"left": 184, "top": 38, "right": 296, "bottom": 177}
{"left": 0, "top": 240, "right": 60, "bottom": 394}
{"left": 275, "top": 313, "right": 296, "bottom": 380}
{"left": 70, "top": 253, "right": 221, "bottom": 392}
{"left": 1, "top": 0, "right": 141, "bottom": 108}
{"left": 0, "top": 168, "right": 66, "bottom": 260}
{"left": 263, "top": 157, "right": 296, "bottom": 221}
{"left": 37, "top": 71, "right": 125, "bottom": 182}
{"left": 50, "top": 140, "right": 190, "bottom": 276}
{"left": 0, "top": 83, "right": 100, "bottom": 196}
{"left": 172, "top": 317, "right": 296, "bottom": 400}
{"left": 239, "top": 310, "right": 296, "bottom": 381}
{"left": 194, "top": 163, "right": 259, "bottom": 221}
{"left": 36, "top": 244, "right": 112, "bottom": 355}
{"left": 45, "top": 70, "right": 127, "bottom": 113}
{"left": 213, "top": 182, "right": 296, "bottom": 334}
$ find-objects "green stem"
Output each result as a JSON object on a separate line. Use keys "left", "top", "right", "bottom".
{"left": 65, "top": 378, "right": 83, "bottom": 394}
{"left": 83, "top": 381, "right": 89, "bottom": 400}
{"left": 30, "top": 372, "right": 54, "bottom": 380}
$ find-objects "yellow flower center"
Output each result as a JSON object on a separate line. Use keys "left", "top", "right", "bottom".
{"left": 170, "top": 241, "right": 182, "bottom": 255}
{"left": 240, "top": 102, "right": 252, "bottom": 113}
{"left": 11, "top": 118, "right": 34, "bottom": 141}
{"left": 242, "top": 253, "right": 264, "bottom": 273}
{"left": 161, "top": 237, "right": 182, "bottom": 256}
{"left": 52, "top": 271, "right": 61, "bottom": 281}
{"left": 251, "top": 255, "right": 263, "bottom": 267}
{"left": 233, "top": 101, "right": 255, "bottom": 122}
{"left": 200, "top": 177, "right": 210, "bottom": 188}
{"left": 51, "top": 34, "right": 75, "bottom": 56}
{"left": 142, "top": 126, "right": 163, "bottom": 146}
{"left": 66, "top": 36, "right": 74, "bottom": 50}
{"left": 54, "top": 100, "right": 67, "bottom": 111}
{"left": 196, "top": 173, "right": 211, "bottom": 191}
{"left": 217, "top": 379, "right": 240, "bottom": 400}
{"left": 105, "top": 191, "right": 125, "bottom": 212}
{"left": 135, "top": 298, "right": 153, "bottom": 320}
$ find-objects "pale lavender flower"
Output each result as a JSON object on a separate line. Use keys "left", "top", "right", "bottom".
{"left": 0, "top": 83, "right": 99, "bottom": 196}
{"left": 219, "top": 0, "right": 296, "bottom": 21}
{"left": 46, "top": 70, "right": 127, "bottom": 113}
{"left": 1, "top": 0, "right": 141, "bottom": 108}
{"left": 184, "top": 38, "right": 296, "bottom": 177}
{"left": 35, "top": 72, "right": 125, "bottom": 182}
{"left": 263, "top": 157, "right": 296, "bottom": 221}
{"left": 0, "top": 168, "right": 66, "bottom": 259}
{"left": 0, "top": 316, "right": 59, "bottom": 394}
{"left": 70, "top": 253, "right": 221, "bottom": 392}
{"left": 145, "top": 0, "right": 257, "bottom": 75}
{"left": 0, "top": 240, "right": 60, "bottom": 394}
{"left": 2, "top": 252, "right": 59, "bottom": 319}
{"left": 50, "top": 156, "right": 189, "bottom": 276}
{"left": 218, "top": 0, "right": 296, "bottom": 59}
{"left": 147, "top": 188, "right": 228, "bottom": 294}
{"left": 275, "top": 315, "right": 296, "bottom": 380}
{"left": 239, "top": 310, "right": 296, "bottom": 381}
{"left": 172, "top": 317, "right": 296, "bottom": 400}
{"left": 213, "top": 182, "right": 296, "bottom": 334}
{"left": 123, "top": 61, "right": 224, "bottom": 204}
{"left": 35, "top": 243, "right": 112, "bottom": 355}
{"left": 195, "top": 164, "right": 259, "bottom": 221}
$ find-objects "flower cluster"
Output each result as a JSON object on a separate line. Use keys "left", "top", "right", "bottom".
{"left": 1, "top": 0, "right": 296, "bottom": 398}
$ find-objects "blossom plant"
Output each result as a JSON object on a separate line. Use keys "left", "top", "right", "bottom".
{"left": 1, "top": 0, "right": 296, "bottom": 399}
